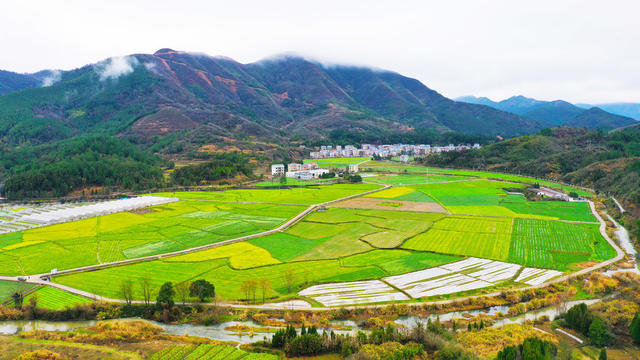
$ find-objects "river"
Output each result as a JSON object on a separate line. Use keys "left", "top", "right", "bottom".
{"left": 0, "top": 296, "right": 611, "bottom": 344}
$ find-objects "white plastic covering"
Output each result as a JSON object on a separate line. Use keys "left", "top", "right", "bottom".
{"left": 20, "top": 196, "right": 178, "bottom": 225}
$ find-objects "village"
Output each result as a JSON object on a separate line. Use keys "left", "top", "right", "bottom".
{"left": 309, "top": 143, "right": 481, "bottom": 159}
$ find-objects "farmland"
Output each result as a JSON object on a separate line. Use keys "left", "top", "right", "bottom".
{"left": 21, "top": 286, "right": 93, "bottom": 310}
{"left": 360, "top": 160, "right": 592, "bottom": 196}
{"left": 0, "top": 167, "right": 615, "bottom": 307}
{"left": 0, "top": 200, "right": 305, "bottom": 275}
{"left": 303, "top": 157, "right": 370, "bottom": 167}
{"left": 151, "top": 183, "right": 381, "bottom": 204}
{"left": 150, "top": 344, "right": 278, "bottom": 360}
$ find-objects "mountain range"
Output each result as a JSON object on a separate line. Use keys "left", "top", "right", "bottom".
{"left": 0, "top": 49, "right": 545, "bottom": 151}
{"left": 457, "top": 95, "right": 637, "bottom": 129}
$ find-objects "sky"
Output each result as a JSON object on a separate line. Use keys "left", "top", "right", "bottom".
{"left": 2, "top": 0, "right": 639, "bottom": 104}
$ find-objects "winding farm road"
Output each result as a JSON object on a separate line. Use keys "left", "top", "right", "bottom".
{"left": 0, "top": 183, "right": 628, "bottom": 312}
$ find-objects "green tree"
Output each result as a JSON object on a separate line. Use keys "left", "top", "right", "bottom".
{"left": 189, "top": 279, "right": 215, "bottom": 302}
{"left": 156, "top": 282, "right": 175, "bottom": 307}
{"left": 279, "top": 176, "right": 287, "bottom": 184}
{"left": 599, "top": 348, "right": 607, "bottom": 360}
{"left": 11, "top": 291, "right": 23, "bottom": 309}
{"left": 588, "top": 316, "right": 611, "bottom": 347}
{"left": 630, "top": 313, "right": 640, "bottom": 345}
{"left": 565, "top": 303, "right": 593, "bottom": 334}
{"left": 496, "top": 345, "right": 518, "bottom": 360}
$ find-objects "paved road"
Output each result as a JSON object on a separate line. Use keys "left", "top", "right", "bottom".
{"left": 0, "top": 185, "right": 626, "bottom": 312}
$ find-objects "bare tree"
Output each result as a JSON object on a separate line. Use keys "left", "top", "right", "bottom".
{"left": 260, "top": 279, "right": 272, "bottom": 304}
{"left": 284, "top": 269, "right": 296, "bottom": 293}
{"left": 120, "top": 280, "right": 133, "bottom": 305}
{"left": 241, "top": 281, "right": 251, "bottom": 303}
{"left": 175, "top": 281, "right": 190, "bottom": 305}
{"left": 241, "top": 280, "right": 258, "bottom": 303}
{"left": 140, "top": 277, "right": 152, "bottom": 306}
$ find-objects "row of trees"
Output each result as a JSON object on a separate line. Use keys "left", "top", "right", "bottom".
{"left": 266, "top": 318, "right": 470, "bottom": 359}
{"left": 118, "top": 279, "right": 215, "bottom": 307}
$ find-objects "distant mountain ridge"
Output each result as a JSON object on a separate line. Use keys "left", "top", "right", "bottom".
{"left": 457, "top": 95, "right": 637, "bottom": 130}
{"left": 0, "top": 49, "right": 544, "bottom": 148}
{"left": 0, "top": 70, "right": 41, "bottom": 96}
{"left": 577, "top": 102, "right": 640, "bottom": 121}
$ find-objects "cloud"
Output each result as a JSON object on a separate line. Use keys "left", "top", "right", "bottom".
{"left": 41, "top": 70, "right": 61, "bottom": 86}
{"left": 143, "top": 62, "right": 156, "bottom": 71}
{"left": 95, "top": 56, "right": 139, "bottom": 81}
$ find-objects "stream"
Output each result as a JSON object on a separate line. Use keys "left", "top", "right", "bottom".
{"left": 604, "top": 215, "right": 639, "bottom": 276}
{"left": 0, "top": 296, "right": 612, "bottom": 344}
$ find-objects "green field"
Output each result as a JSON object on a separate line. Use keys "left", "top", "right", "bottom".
{"left": 255, "top": 177, "right": 336, "bottom": 187}
{"left": 151, "top": 183, "right": 382, "bottom": 204}
{"left": 55, "top": 208, "right": 454, "bottom": 300}
{"left": 45, "top": 176, "right": 614, "bottom": 304}
{"left": 0, "top": 280, "right": 34, "bottom": 302}
{"left": 402, "top": 216, "right": 513, "bottom": 260}
{"left": 303, "top": 157, "right": 370, "bottom": 167}
{"left": 150, "top": 344, "right": 278, "bottom": 360}
{"left": 361, "top": 160, "right": 593, "bottom": 196}
{"left": 22, "top": 286, "right": 93, "bottom": 310}
{"left": 365, "top": 173, "right": 468, "bottom": 185}
{"left": 0, "top": 201, "right": 305, "bottom": 275}
{"left": 412, "top": 181, "right": 596, "bottom": 222}
{"left": 508, "top": 219, "right": 616, "bottom": 270}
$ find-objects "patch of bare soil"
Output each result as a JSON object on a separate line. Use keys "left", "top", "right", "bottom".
{"left": 331, "top": 197, "right": 448, "bottom": 213}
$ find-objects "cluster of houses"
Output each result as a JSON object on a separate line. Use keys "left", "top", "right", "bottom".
{"left": 309, "top": 143, "right": 481, "bottom": 159}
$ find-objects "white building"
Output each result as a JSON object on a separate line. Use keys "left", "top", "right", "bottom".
{"left": 286, "top": 169, "right": 329, "bottom": 180}
{"left": 348, "top": 164, "right": 359, "bottom": 173}
{"left": 271, "top": 164, "right": 285, "bottom": 176}
{"left": 399, "top": 155, "right": 409, "bottom": 163}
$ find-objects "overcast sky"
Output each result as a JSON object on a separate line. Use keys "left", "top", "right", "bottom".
{"left": 2, "top": 0, "right": 638, "bottom": 103}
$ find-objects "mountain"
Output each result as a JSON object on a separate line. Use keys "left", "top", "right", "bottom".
{"left": 0, "top": 70, "right": 41, "bottom": 96}
{"left": 577, "top": 102, "right": 640, "bottom": 121}
{"left": 0, "top": 49, "right": 542, "bottom": 151}
{"left": 457, "top": 95, "right": 637, "bottom": 129}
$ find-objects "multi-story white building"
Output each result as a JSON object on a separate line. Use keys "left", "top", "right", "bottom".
{"left": 348, "top": 164, "right": 359, "bottom": 173}
{"left": 271, "top": 164, "right": 285, "bottom": 176}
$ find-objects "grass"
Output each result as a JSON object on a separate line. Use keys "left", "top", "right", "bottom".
{"left": 508, "top": 219, "right": 616, "bottom": 270}
{"left": 402, "top": 216, "right": 513, "bottom": 261}
{"left": 23, "top": 286, "right": 93, "bottom": 310}
{"left": 0, "top": 201, "right": 304, "bottom": 275}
